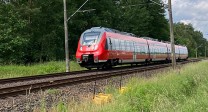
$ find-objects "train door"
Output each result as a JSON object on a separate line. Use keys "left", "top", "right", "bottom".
{"left": 152, "top": 45, "right": 156, "bottom": 61}
{"left": 133, "top": 42, "right": 136, "bottom": 62}
{"left": 107, "top": 37, "right": 113, "bottom": 59}
{"left": 178, "top": 47, "right": 181, "bottom": 59}
{"left": 166, "top": 44, "right": 170, "bottom": 60}
{"left": 114, "top": 39, "right": 119, "bottom": 59}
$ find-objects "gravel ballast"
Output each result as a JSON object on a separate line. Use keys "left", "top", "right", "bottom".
{"left": 0, "top": 67, "right": 171, "bottom": 112}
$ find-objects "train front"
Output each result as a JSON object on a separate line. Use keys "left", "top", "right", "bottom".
{"left": 76, "top": 28, "right": 105, "bottom": 69}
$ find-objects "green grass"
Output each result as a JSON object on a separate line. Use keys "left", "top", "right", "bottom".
{"left": 51, "top": 61, "right": 208, "bottom": 112}
{"left": 0, "top": 61, "right": 86, "bottom": 79}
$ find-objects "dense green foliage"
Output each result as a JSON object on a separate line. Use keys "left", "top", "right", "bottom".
{"left": 174, "top": 23, "right": 208, "bottom": 57}
{"left": 0, "top": 61, "right": 85, "bottom": 79}
{"left": 0, "top": 0, "right": 207, "bottom": 64}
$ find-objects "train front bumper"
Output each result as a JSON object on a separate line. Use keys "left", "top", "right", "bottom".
{"left": 76, "top": 54, "right": 107, "bottom": 68}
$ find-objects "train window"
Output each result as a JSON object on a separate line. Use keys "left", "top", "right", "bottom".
{"left": 143, "top": 46, "right": 146, "bottom": 54}
{"left": 158, "top": 48, "right": 160, "bottom": 54}
{"left": 105, "top": 38, "right": 108, "bottom": 50}
{"left": 146, "top": 46, "right": 148, "bottom": 53}
{"left": 128, "top": 41, "right": 130, "bottom": 51}
{"left": 135, "top": 43, "right": 139, "bottom": 53}
{"left": 139, "top": 46, "right": 142, "bottom": 54}
{"left": 149, "top": 47, "right": 152, "bottom": 54}
{"left": 111, "top": 38, "right": 115, "bottom": 50}
{"left": 130, "top": 41, "right": 134, "bottom": 52}
{"left": 117, "top": 39, "right": 120, "bottom": 50}
{"left": 115, "top": 39, "right": 118, "bottom": 50}
{"left": 124, "top": 40, "right": 128, "bottom": 51}
{"left": 118, "top": 40, "right": 121, "bottom": 50}
{"left": 129, "top": 41, "right": 132, "bottom": 51}
{"left": 155, "top": 48, "right": 157, "bottom": 54}
{"left": 123, "top": 40, "right": 125, "bottom": 51}
{"left": 133, "top": 42, "right": 136, "bottom": 52}
{"left": 121, "top": 40, "right": 123, "bottom": 51}
{"left": 137, "top": 44, "right": 141, "bottom": 53}
{"left": 160, "top": 48, "right": 162, "bottom": 53}
{"left": 120, "top": 40, "right": 122, "bottom": 50}
{"left": 135, "top": 47, "right": 138, "bottom": 53}
{"left": 105, "top": 37, "right": 112, "bottom": 50}
{"left": 114, "top": 39, "right": 119, "bottom": 50}
{"left": 141, "top": 46, "right": 145, "bottom": 54}
{"left": 156, "top": 47, "right": 158, "bottom": 54}
{"left": 126, "top": 41, "right": 129, "bottom": 51}
{"left": 159, "top": 48, "right": 160, "bottom": 54}
{"left": 135, "top": 43, "right": 138, "bottom": 52}
{"left": 82, "top": 32, "right": 100, "bottom": 45}
{"left": 115, "top": 39, "right": 119, "bottom": 50}
{"left": 129, "top": 41, "right": 131, "bottom": 51}
{"left": 108, "top": 38, "right": 112, "bottom": 50}
{"left": 113, "top": 39, "right": 116, "bottom": 50}
{"left": 110, "top": 38, "right": 113, "bottom": 50}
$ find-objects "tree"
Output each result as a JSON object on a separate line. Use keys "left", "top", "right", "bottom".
{"left": 0, "top": 2, "right": 29, "bottom": 64}
{"left": 2, "top": 0, "right": 200, "bottom": 64}
{"left": 174, "top": 23, "right": 206, "bottom": 57}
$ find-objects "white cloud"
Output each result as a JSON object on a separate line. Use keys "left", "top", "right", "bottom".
{"left": 180, "top": 20, "right": 192, "bottom": 25}
{"left": 162, "top": 0, "right": 208, "bottom": 39}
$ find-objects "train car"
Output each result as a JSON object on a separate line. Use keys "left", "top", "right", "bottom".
{"left": 178, "top": 46, "right": 188, "bottom": 60}
{"left": 146, "top": 39, "right": 170, "bottom": 62}
{"left": 76, "top": 27, "right": 188, "bottom": 69}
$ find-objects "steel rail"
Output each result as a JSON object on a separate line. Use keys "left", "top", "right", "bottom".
{"left": 0, "top": 62, "right": 168, "bottom": 84}
{"left": 0, "top": 69, "right": 95, "bottom": 84}
{"left": 0, "top": 59, "right": 201, "bottom": 98}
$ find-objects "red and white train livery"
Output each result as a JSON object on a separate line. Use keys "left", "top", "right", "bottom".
{"left": 76, "top": 27, "right": 188, "bottom": 69}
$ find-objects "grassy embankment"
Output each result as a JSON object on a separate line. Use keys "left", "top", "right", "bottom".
{"left": 48, "top": 61, "right": 208, "bottom": 112}
{"left": 0, "top": 61, "right": 86, "bottom": 79}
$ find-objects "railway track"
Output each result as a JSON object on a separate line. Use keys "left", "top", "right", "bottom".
{"left": 0, "top": 63, "right": 157, "bottom": 85}
{"left": 0, "top": 59, "right": 201, "bottom": 98}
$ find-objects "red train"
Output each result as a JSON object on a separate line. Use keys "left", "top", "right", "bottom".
{"left": 76, "top": 27, "right": 188, "bottom": 69}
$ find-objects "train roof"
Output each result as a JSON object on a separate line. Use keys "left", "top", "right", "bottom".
{"left": 85, "top": 27, "right": 187, "bottom": 47}
{"left": 87, "top": 27, "right": 136, "bottom": 37}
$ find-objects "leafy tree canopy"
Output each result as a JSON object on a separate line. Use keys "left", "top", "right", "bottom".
{"left": 0, "top": 0, "right": 206, "bottom": 64}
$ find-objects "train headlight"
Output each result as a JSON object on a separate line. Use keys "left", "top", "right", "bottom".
{"left": 80, "top": 46, "right": 83, "bottom": 51}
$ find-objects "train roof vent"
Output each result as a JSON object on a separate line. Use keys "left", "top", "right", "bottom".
{"left": 160, "top": 40, "right": 170, "bottom": 44}
{"left": 141, "top": 37, "right": 159, "bottom": 41}
{"left": 107, "top": 28, "right": 136, "bottom": 37}
{"left": 90, "top": 27, "right": 136, "bottom": 37}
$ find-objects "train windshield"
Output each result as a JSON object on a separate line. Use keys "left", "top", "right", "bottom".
{"left": 82, "top": 32, "right": 100, "bottom": 45}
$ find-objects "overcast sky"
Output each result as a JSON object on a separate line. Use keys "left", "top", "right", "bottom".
{"left": 162, "top": 0, "right": 208, "bottom": 40}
